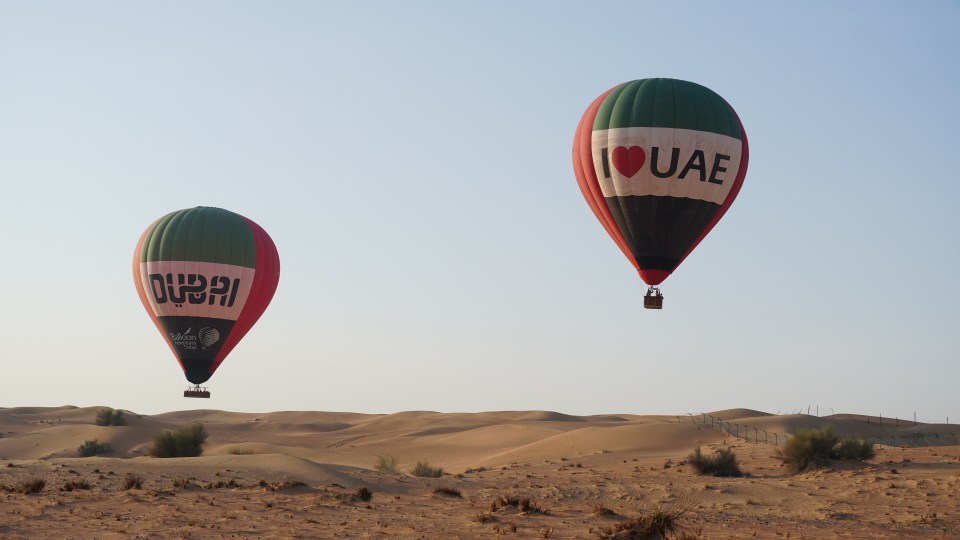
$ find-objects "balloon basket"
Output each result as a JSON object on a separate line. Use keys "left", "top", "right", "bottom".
{"left": 184, "top": 386, "right": 211, "bottom": 398}
{"left": 643, "top": 287, "right": 663, "bottom": 310}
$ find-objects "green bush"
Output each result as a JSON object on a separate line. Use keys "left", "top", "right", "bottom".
{"left": 687, "top": 446, "right": 742, "bottom": 477}
{"left": 78, "top": 439, "right": 112, "bottom": 457}
{"left": 411, "top": 460, "right": 443, "bottom": 478}
{"left": 149, "top": 422, "right": 208, "bottom": 458}
{"left": 95, "top": 409, "right": 127, "bottom": 426}
{"left": 779, "top": 426, "right": 874, "bottom": 474}
{"left": 834, "top": 437, "right": 876, "bottom": 460}
{"left": 779, "top": 426, "right": 839, "bottom": 474}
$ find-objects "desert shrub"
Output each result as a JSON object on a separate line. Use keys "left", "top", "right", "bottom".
{"left": 779, "top": 426, "right": 876, "bottom": 474}
{"left": 95, "top": 409, "right": 127, "bottom": 426}
{"left": 490, "top": 494, "right": 545, "bottom": 514}
{"left": 595, "top": 505, "right": 692, "bottom": 539}
{"left": 123, "top": 473, "right": 143, "bottom": 490}
{"left": 411, "top": 460, "right": 443, "bottom": 478}
{"left": 149, "top": 422, "right": 208, "bottom": 458}
{"left": 62, "top": 478, "right": 91, "bottom": 491}
{"left": 374, "top": 455, "right": 400, "bottom": 474}
{"left": 15, "top": 478, "right": 46, "bottom": 494}
{"left": 779, "top": 426, "right": 840, "bottom": 474}
{"left": 687, "top": 446, "right": 742, "bottom": 477}
{"left": 78, "top": 439, "right": 112, "bottom": 457}
{"left": 592, "top": 504, "right": 617, "bottom": 516}
{"left": 834, "top": 437, "right": 876, "bottom": 460}
{"left": 433, "top": 485, "right": 462, "bottom": 497}
{"left": 355, "top": 486, "right": 373, "bottom": 501}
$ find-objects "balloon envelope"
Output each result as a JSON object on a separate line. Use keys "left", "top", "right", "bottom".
{"left": 573, "top": 78, "right": 748, "bottom": 286}
{"left": 133, "top": 207, "right": 280, "bottom": 385}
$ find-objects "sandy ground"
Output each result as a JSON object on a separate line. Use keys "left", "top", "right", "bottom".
{"left": 1, "top": 406, "right": 959, "bottom": 538}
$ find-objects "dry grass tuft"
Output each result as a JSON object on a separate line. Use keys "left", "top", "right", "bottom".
{"left": 687, "top": 447, "right": 742, "bottom": 477}
{"left": 490, "top": 494, "right": 547, "bottom": 514}
{"left": 374, "top": 455, "right": 401, "bottom": 475}
{"left": 433, "top": 485, "right": 462, "bottom": 498}
{"left": 123, "top": 473, "right": 143, "bottom": 490}
{"left": 62, "top": 478, "right": 92, "bottom": 491}
{"left": 411, "top": 460, "right": 444, "bottom": 478}
{"left": 592, "top": 504, "right": 618, "bottom": 517}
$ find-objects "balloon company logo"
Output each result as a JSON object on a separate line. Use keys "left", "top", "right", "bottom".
{"left": 198, "top": 327, "right": 220, "bottom": 349}
{"left": 601, "top": 146, "right": 731, "bottom": 184}
{"left": 170, "top": 327, "right": 198, "bottom": 350}
{"left": 149, "top": 273, "right": 242, "bottom": 308}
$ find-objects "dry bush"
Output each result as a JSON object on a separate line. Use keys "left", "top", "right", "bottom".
{"left": 123, "top": 473, "right": 143, "bottom": 490}
{"left": 261, "top": 480, "right": 306, "bottom": 491}
{"left": 411, "top": 460, "right": 443, "bottom": 478}
{"left": 433, "top": 485, "right": 462, "bottom": 497}
{"left": 594, "top": 506, "right": 684, "bottom": 539}
{"left": 62, "top": 478, "right": 91, "bottom": 491}
{"left": 473, "top": 511, "right": 496, "bottom": 523}
{"left": 374, "top": 455, "right": 400, "bottom": 474}
{"left": 687, "top": 447, "right": 742, "bottom": 477}
{"left": 490, "top": 494, "right": 546, "bottom": 514}
{"left": 592, "top": 504, "right": 617, "bottom": 516}
{"left": 12, "top": 478, "right": 46, "bottom": 494}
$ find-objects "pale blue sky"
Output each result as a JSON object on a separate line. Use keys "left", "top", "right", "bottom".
{"left": 1, "top": 1, "right": 957, "bottom": 420}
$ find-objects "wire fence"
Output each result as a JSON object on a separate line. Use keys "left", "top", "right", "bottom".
{"left": 676, "top": 413, "right": 960, "bottom": 448}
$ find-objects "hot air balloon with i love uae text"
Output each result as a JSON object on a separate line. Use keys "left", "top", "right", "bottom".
{"left": 133, "top": 207, "right": 280, "bottom": 398}
{"left": 573, "top": 78, "right": 749, "bottom": 309}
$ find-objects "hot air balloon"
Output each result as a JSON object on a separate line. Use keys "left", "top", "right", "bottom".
{"left": 573, "top": 78, "right": 748, "bottom": 309}
{"left": 133, "top": 207, "right": 280, "bottom": 397}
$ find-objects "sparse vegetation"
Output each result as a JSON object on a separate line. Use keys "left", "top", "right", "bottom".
{"left": 490, "top": 494, "right": 546, "bottom": 514}
{"left": 411, "top": 460, "right": 443, "bottom": 478}
{"left": 594, "top": 504, "right": 695, "bottom": 539}
{"left": 260, "top": 480, "right": 306, "bottom": 491}
{"left": 173, "top": 476, "right": 194, "bottom": 489}
{"left": 374, "top": 455, "right": 401, "bottom": 475}
{"left": 687, "top": 446, "right": 742, "bottom": 477}
{"left": 834, "top": 437, "right": 876, "bottom": 460}
{"left": 123, "top": 473, "right": 143, "bottom": 490}
{"left": 473, "top": 511, "right": 496, "bottom": 523}
{"left": 95, "top": 409, "right": 128, "bottom": 426}
{"left": 355, "top": 486, "right": 373, "bottom": 501}
{"left": 778, "top": 426, "right": 875, "bottom": 474}
{"left": 592, "top": 504, "right": 617, "bottom": 517}
{"left": 62, "top": 478, "right": 92, "bottom": 491}
{"left": 433, "top": 485, "right": 462, "bottom": 497}
{"left": 7, "top": 477, "right": 47, "bottom": 494}
{"left": 78, "top": 439, "right": 112, "bottom": 457}
{"left": 149, "top": 422, "right": 208, "bottom": 458}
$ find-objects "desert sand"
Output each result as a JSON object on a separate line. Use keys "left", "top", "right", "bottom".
{"left": 1, "top": 406, "right": 959, "bottom": 538}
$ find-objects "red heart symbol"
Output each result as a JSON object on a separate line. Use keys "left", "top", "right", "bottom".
{"left": 611, "top": 146, "right": 646, "bottom": 178}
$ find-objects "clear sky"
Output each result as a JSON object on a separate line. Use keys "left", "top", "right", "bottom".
{"left": 1, "top": 1, "right": 957, "bottom": 421}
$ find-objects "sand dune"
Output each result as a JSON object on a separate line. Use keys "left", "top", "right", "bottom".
{"left": 2, "top": 406, "right": 959, "bottom": 538}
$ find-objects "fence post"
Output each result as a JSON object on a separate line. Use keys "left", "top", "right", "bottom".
{"left": 773, "top": 433, "right": 778, "bottom": 447}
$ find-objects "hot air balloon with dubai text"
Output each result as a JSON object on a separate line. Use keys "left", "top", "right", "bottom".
{"left": 573, "top": 78, "right": 748, "bottom": 309}
{"left": 133, "top": 207, "right": 280, "bottom": 397}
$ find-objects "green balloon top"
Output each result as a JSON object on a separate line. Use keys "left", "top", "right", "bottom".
{"left": 139, "top": 207, "right": 257, "bottom": 268}
{"left": 593, "top": 78, "right": 742, "bottom": 140}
